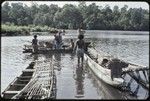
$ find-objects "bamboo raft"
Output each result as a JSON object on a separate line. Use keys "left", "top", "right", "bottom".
{"left": 2, "top": 62, "right": 35, "bottom": 99}
{"left": 86, "top": 48, "right": 149, "bottom": 90}
{"left": 2, "top": 59, "right": 56, "bottom": 99}
{"left": 12, "top": 60, "right": 56, "bottom": 99}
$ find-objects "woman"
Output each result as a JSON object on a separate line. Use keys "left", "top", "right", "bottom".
{"left": 74, "top": 35, "right": 85, "bottom": 64}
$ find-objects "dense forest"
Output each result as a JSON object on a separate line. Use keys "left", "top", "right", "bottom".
{"left": 2, "top": 2, "right": 149, "bottom": 31}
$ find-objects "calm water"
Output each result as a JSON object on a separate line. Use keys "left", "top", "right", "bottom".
{"left": 1, "top": 30, "right": 149, "bottom": 99}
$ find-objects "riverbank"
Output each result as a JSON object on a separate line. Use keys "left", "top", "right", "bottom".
{"left": 1, "top": 24, "right": 59, "bottom": 36}
{"left": 2, "top": 24, "right": 149, "bottom": 37}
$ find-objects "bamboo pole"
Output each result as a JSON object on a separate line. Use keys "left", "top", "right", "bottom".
{"left": 128, "top": 72, "right": 149, "bottom": 90}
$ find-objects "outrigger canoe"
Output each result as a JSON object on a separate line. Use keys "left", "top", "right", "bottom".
{"left": 2, "top": 62, "right": 35, "bottom": 99}
{"left": 84, "top": 53, "right": 124, "bottom": 86}
{"left": 84, "top": 47, "right": 148, "bottom": 87}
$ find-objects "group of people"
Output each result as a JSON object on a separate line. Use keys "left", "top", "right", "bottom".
{"left": 32, "top": 28, "right": 85, "bottom": 64}
{"left": 32, "top": 28, "right": 123, "bottom": 81}
{"left": 32, "top": 31, "right": 64, "bottom": 51}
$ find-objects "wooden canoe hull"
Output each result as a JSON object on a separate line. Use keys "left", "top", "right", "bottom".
{"left": 2, "top": 62, "right": 35, "bottom": 99}
{"left": 84, "top": 53, "right": 124, "bottom": 87}
{"left": 12, "top": 60, "right": 56, "bottom": 99}
{"left": 23, "top": 48, "right": 73, "bottom": 54}
{"left": 22, "top": 42, "right": 91, "bottom": 54}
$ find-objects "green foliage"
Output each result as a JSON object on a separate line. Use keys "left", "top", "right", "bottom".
{"left": 1, "top": 24, "right": 58, "bottom": 36}
{"left": 2, "top": 2, "right": 149, "bottom": 32}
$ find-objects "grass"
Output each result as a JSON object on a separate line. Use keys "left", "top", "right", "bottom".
{"left": 1, "top": 24, "right": 59, "bottom": 36}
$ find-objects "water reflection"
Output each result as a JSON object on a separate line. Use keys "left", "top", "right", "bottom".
{"left": 54, "top": 53, "right": 61, "bottom": 71}
{"left": 23, "top": 54, "right": 33, "bottom": 60}
{"left": 1, "top": 31, "right": 149, "bottom": 99}
{"left": 88, "top": 69, "right": 131, "bottom": 99}
{"left": 94, "top": 37, "right": 149, "bottom": 66}
{"left": 32, "top": 54, "right": 38, "bottom": 60}
{"left": 70, "top": 53, "right": 75, "bottom": 60}
{"left": 74, "top": 65, "right": 85, "bottom": 98}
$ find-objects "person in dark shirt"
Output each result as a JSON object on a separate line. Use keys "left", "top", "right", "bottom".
{"left": 74, "top": 35, "right": 85, "bottom": 64}
{"left": 32, "top": 35, "right": 38, "bottom": 53}
{"left": 55, "top": 32, "right": 63, "bottom": 49}
{"left": 108, "top": 59, "right": 128, "bottom": 80}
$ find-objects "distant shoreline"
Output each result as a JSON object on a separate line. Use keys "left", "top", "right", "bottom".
{"left": 1, "top": 30, "right": 149, "bottom": 37}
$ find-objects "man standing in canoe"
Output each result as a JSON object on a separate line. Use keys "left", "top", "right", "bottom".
{"left": 74, "top": 34, "right": 85, "bottom": 65}
{"left": 32, "top": 35, "right": 38, "bottom": 53}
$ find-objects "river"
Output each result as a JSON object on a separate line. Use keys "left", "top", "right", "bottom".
{"left": 1, "top": 30, "right": 149, "bottom": 99}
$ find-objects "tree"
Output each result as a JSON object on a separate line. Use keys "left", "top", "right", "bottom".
{"left": 30, "top": 3, "right": 39, "bottom": 23}
{"left": 1, "top": 2, "right": 149, "bottom": 31}
{"left": 59, "top": 4, "right": 83, "bottom": 29}
{"left": 39, "top": 4, "right": 49, "bottom": 14}
{"left": 2, "top": 2, "right": 11, "bottom": 23}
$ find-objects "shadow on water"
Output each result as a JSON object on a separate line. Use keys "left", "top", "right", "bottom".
{"left": 52, "top": 53, "right": 61, "bottom": 71}
{"left": 74, "top": 64, "right": 85, "bottom": 98}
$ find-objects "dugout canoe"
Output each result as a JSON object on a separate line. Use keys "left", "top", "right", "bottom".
{"left": 84, "top": 53, "right": 124, "bottom": 87}
{"left": 2, "top": 62, "right": 35, "bottom": 99}
{"left": 23, "top": 44, "right": 73, "bottom": 54}
{"left": 23, "top": 42, "right": 91, "bottom": 54}
{"left": 12, "top": 60, "right": 56, "bottom": 99}
{"left": 85, "top": 47, "right": 149, "bottom": 87}
{"left": 87, "top": 48, "right": 149, "bottom": 74}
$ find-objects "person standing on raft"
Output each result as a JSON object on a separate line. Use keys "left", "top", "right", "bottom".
{"left": 74, "top": 35, "right": 85, "bottom": 64}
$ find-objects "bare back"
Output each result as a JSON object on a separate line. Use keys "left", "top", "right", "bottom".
{"left": 77, "top": 39, "right": 85, "bottom": 49}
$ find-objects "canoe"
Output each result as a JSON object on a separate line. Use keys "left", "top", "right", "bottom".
{"left": 84, "top": 47, "right": 149, "bottom": 87}
{"left": 2, "top": 62, "right": 35, "bottom": 99}
{"left": 23, "top": 47, "right": 73, "bottom": 54}
{"left": 84, "top": 53, "right": 124, "bottom": 87}
{"left": 12, "top": 60, "right": 56, "bottom": 99}
{"left": 23, "top": 45, "right": 73, "bottom": 54}
{"left": 87, "top": 48, "right": 148, "bottom": 74}
{"left": 2, "top": 60, "right": 56, "bottom": 99}
{"left": 23, "top": 42, "right": 91, "bottom": 54}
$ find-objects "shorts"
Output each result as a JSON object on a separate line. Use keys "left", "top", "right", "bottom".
{"left": 33, "top": 45, "right": 38, "bottom": 52}
{"left": 77, "top": 48, "right": 84, "bottom": 57}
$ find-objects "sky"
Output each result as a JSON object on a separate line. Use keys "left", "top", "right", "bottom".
{"left": 2, "top": 1, "right": 149, "bottom": 10}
